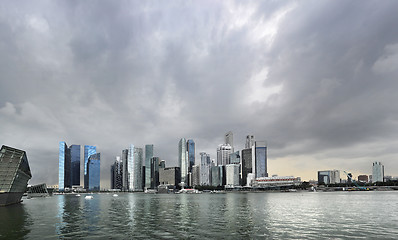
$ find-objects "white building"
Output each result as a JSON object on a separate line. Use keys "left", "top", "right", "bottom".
{"left": 372, "top": 162, "right": 384, "bottom": 182}
{"left": 254, "top": 176, "right": 302, "bottom": 187}
{"left": 217, "top": 144, "right": 233, "bottom": 166}
{"left": 200, "top": 152, "right": 211, "bottom": 185}
{"left": 179, "top": 138, "right": 189, "bottom": 186}
{"left": 128, "top": 145, "right": 143, "bottom": 191}
{"left": 226, "top": 164, "right": 240, "bottom": 187}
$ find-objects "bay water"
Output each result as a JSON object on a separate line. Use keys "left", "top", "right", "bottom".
{"left": 1, "top": 191, "right": 397, "bottom": 239}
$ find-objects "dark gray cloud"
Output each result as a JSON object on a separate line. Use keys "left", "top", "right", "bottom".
{"left": 1, "top": 0, "right": 398, "bottom": 187}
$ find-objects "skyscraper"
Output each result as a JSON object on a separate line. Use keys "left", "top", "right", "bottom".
{"left": 121, "top": 149, "right": 129, "bottom": 191}
{"left": 70, "top": 145, "right": 80, "bottom": 186}
{"left": 178, "top": 138, "right": 188, "bottom": 186}
{"left": 200, "top": 152, "right": 211, "bottom": 185}
{"left": 128, "top": 145, "right": 143, "bottom": 191}
{"left": 217, "top": 144, "right": 233, "bottom": 166}
{"left": 111, "top": 156, "right": 123, "bottom": 190}
{"left": 59, "top": 141, "right": 71, "bottom": 191}
{"left": 187, "top": 139, "right": 195, "bottom": 173}
{"left": 191, "top": 165, "right": 200, "bottom": 187}
{"left": 84, "top": 145, "right": 96, "bottom": 189}
{"left": 150, "top": 156, "right": 160, "bottom": 189}
{"left": 225, "top": 131, "right": 234, "bottom": 152}
{"left": 87, "top": 153, "right": 100, "bottom": 191}
{"left": 372, "top": 162, "right": 384, "bottom": 182}
{"left": 145, "top": 144, "right": 154, "bottom": 189}
{"left": 254, "top": 141, "right": 268, "bottom": 178}
{"left": 226, "top": 164, "right": 240, "bottom": 187}
{"left": 241, "top": 148, "right": 252, "bottom": 186}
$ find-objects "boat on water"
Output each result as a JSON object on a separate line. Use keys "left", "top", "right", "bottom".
{"left": 0, "top": 145, "right": 32, "bottom": 206}
{"left": 85, "top": 195, "right": 93, "bottom": 199}
{"left": 112, "top": 194, "right": 118, "bottom": 197}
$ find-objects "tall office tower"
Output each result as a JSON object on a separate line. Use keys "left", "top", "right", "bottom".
{"left": 159, "top": 167, "right": 181, "bottom": 187}
{"left": 241, "top": 148, "right": 252, "bottom": 186}
{"left": 217, "top": 144, "right": 233, "bottom": 166}
{"left": 178, "top": 138, "right": 189, "bottom": 186}
{"left": 211, "top": 166, "right": 224, "bottom": 187}
{"left": 150, "top": 157, "right": 160, "bottom": 189}
{"left": 87, "top": 153, "right": 100, "bottom": 191}
{"left": 187, "top": 139, "right": 195, "bottom": 173}
{"left": 121, "top": 149, "right": 129, "bottom": 191}
{"left": 144, "top": 144, "right": 154, "bottom": 189}
{"left": 70, "top": 145, "right": 80, "bottom": 186}
{"left": 372, "top": 162, "right": 384, "bottom": 182}
{"left": 191, "top": 165, "right": 200, "bottom": 187}
{"left": 84, "top": 145, "right": 96, "bottom": 189}
{"left": 229, "top": 151, "right": 240, "bottom": 164}
{"left": 245, "top": 135, "right": 255, "bottom": 149}
{"left": 59, "top": 141, "right": 71, "bottom": 191}
{"left": 133, "top": 147, "right": 143, "bottom": 191}
{"left": 254, "top": 141, "right": 268, "bottom": 178}
{"left": 111, "top": 156, "right": 123, "bottom": 190}
{"left": 226, "top": 164, "right": 240, "bottom": 187}
{"left": 225, "top": 131, "right": 234, "bottom": 152}
{"left": 200, "top": 152, "right": 211, "bottom": 185}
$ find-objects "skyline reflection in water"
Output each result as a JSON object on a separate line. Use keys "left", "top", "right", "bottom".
{"left": 1, "top": 192, "right": 398, "bottom": 239}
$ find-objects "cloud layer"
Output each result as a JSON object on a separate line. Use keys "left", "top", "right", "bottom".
{"left": 1, "top": 1, "right": 398, "bottom": 187}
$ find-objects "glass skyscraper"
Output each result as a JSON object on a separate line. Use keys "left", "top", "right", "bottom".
{"left": 187, "top": 139, "right": 195, "bottom": 173}
{"left": 84, "top": 145, "right": 96, "bottom": 189}
{"left": 59, "top": 141, "right": 71, "bottom": 191}
{"left": 87, "top": 153, "right": 100, "bottom": 191}
{"left": 145, "top": 144, "right": 154, "bottom": 189}
{"left": 255, "top": 141, "right": 268, "bottom": 178}
{"left": 200, "top": 152, "right": 211, "bottom": 186}
{"left": 178, "top": 138, "right": 188, "bottom": 186}
{"left": 70, "top": 145, "right": 80, "bottom": 186}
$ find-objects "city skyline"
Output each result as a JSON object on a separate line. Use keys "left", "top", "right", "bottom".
{"left": 1, "top": 1, "right": 398, "bottom": 188}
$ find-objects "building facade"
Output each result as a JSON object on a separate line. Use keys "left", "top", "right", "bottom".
{"left": 144, "top": 144, "right": 154, "bottom": 189}
{"left": 226, "top": 164, "right": 240, "bottom": 187}
{"left": 200, "top": 152, "right": 211, "bottom": 186}
{"left": 217, "top": 144, "right": 233, "bottom": 166}
{"left": 245, "top": 135, "right": 255, "bottom": 149}
{"left": 225, "top": 131, "right": 234, "bottom": 152}
{"left": 159, "top": 167, "right": 181, "bottom": 187}
{"left": 87, "top": 153, "right": 100, "bottom": 191}
{"left": 59, "top": 141, "right": 71, "bottom": 191}
{"left": 372, "top": 162, "right": 384, "bottom": 182}
{"left": 241, "top": 148, "right": 252, "bottom": 186}
{"left": 70, "top": 145, "right": 80, "bottom": 186}
{"left": 121, "top": 149, "right": 129, "bottom": 191}
{"left": 128, "top": 145, "right": 143, "bottom": 191}
{"left": 187, "top": 139, "right": 195, "bottom": 173}
{"left": 318, "top": 170, "right": 340, "bottom": 184}
{"left": 150, "top": 156, "right": 160, "bottom": 189}
{"left": 254, "top": 141, "right": 268, "bottom": 178}
{"left": 178, "top": 138, "right": 189, "bottom": 186}
{"left": 111, "top": 156, "right": 123, "bottom": 190}
{"left": 84, "top": 145, "right": 96, "bottom": 189}
{"left": 191, "top": 165, "right": 200, "bottom": 187}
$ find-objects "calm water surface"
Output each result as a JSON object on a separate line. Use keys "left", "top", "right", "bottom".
{"left": 1, "top": 191, "right": 398, "bottom": 239}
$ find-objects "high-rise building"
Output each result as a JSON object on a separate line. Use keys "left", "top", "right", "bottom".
{"left": 211, "top": 166, "right": 224, "bottom": 187}
{"left": 217, "top": 144, "right": 233, "bottom": 166}
{"left": 241, "top": 148, "right": 252, "bottom": 186}
{"left": 70, "top": 145, "right": 80, "bottom": 186}
{"left": 111, "top": 156, "right": 123, "bottom": 190}
{"left": 254, "top": 141, "right": 268, "bottom": 178}
{"left": 178, "top": 138, "right": 189, "bottom": 186}
{"left": 84, "top": 145, "right": 96, "bottom": 189}
{"left": 245, "top": 135, "right": 255, "bottom": 149}
{"left": 191, "top": 165, "right": 200, "bottom": 187}
{"left": 121, "top": 149, "right": 129, "bottom": 191}
{"left": 128, "top": 145, "right": 143, "bottom": 191}
{"left": 229, "top": 151, "right": 240, "bottom": 164}
{"left": 87, "top": 153, "right": 100, "bottom": 191}
{"left": 144, "top": 144, "right": 154, "bottom": 189}
{"left": 225, "top": 131, "right": 234, "bottom": 152}
{"left": 226, "top": 164, "right": 240, "bottom": 187}
{"left": 372, "top": 162, "right": 384, "bottom": 182}
{"left": 159, "top": 160, "right": 166, "bottom": 168}
{"left": 59, "top": 142, "right": 71, "bottom": 191}
{"left": 317, "top": 170, "right": 340, "bottom": 184}
{"left": 200, "top": 152, "right": 211, "bottom": 186}
{"left": 187, "top": 139, "right": 195, "bottom": 173}
{"left": 150, "top": 157, "right": 160, "bottom": 189}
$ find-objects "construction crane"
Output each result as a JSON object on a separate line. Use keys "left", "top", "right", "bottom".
{"left": 342, "top": 171, "right": 369, "bottom": 191}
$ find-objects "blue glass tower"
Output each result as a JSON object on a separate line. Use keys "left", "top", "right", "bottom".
{"left": 59, "top": 141, "right": 71, "bottom": 191}
{"left": 145, "top": 144, "right": 154, "bottom": 189}
{"left": 87, "top": 153, "right": 100, "bottom": 191}
{"left": 84, "top": 145, "right": 96, "bottom": 189}
{"left": 70, "top": 145, "right": 80, "bottom": 186}
{"left": 187, "top": 139, "right": 195, "bottom": 173}
{"left": 255, "top": 141, "right": 268, "bottom": 178}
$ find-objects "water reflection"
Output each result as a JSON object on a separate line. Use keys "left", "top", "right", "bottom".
{"left": 0, "top": 203, "right": 31, "bottom": 239}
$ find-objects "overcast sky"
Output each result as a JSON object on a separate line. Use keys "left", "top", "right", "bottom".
{"left": 1, "top": 1, "right": 398, "bottom": 188}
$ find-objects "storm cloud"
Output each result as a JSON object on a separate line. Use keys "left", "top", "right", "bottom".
{"left": 1, "top": 0, "right": 398, "bottom": 187}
